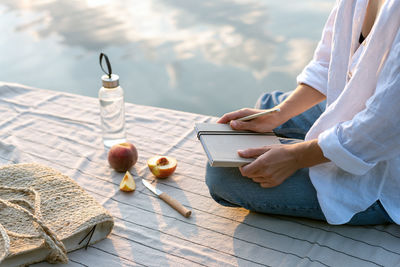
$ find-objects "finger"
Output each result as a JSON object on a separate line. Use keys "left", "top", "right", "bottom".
{"left": 216, "top": 115, "right": 230, "bottom": 124}
{"left": 239, "top": 156, "right": 267, "bottom": 177}
{"left": 239, "top": 166, "right": 251, "bottom": 177}
{"left": 260, "top": 182, "right": 274, "bottom": 188}
{"left": 240, "top": 167, "right": 264, "bottom": 181}
{"left": 251, "top": 177, "right": 268, "bottom": 183}
{"left": 217, "top": 111, "right": 244, "bottom": 124}
{"left": 238, "top": 147, "right": 271, "bottom": 158}
{"left": 230, "top": 120, "right": 259, "bottom": 131}
{"left": 217, "top": 109, "right": 255, "bottom": 124}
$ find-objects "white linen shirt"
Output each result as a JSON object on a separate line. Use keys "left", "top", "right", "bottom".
{"left": 297, "top": 0, "right": 400, "bottom": 224}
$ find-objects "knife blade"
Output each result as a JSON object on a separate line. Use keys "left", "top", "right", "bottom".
{"left": 142, "top": 179, "right": 192, "bottom": 218}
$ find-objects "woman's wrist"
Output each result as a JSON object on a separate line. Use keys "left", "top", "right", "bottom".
{"left": 291, "top": 139, "right": 330, "bottom": 168}
{"left": 275, "top": 103, "right": 294, "bottom": 125}
{"left": 275, "top": 83, "right": 326, "bottom": 124}
{"left": 266, "top": 107, "right": 290, "bottom": 128}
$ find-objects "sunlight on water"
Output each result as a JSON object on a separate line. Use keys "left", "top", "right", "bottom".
{"left": 0, "top": 0, "right": 334, "bottom": 116}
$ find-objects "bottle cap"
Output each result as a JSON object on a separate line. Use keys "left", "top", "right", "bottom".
{"left": 99, "top": 53, "right": 119, "bottom": 88}
{"left": 101, "top": 74, "right": 119, "bottom": 88}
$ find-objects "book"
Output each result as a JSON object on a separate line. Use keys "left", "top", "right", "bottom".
{"left": 195, "top": 123, "right": 280, "bottom": 167}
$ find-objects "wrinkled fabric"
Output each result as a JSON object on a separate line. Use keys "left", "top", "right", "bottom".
{"left": 3, "top": 83, "right": 400, "bottom": 266}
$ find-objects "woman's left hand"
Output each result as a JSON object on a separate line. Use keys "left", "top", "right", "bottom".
{"left": 238, "top": 144, "right": 301, "bottom": 188}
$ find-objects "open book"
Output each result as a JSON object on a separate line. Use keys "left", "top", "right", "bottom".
{"left": 195, "top": 123, "right": 280, "bottom": 167}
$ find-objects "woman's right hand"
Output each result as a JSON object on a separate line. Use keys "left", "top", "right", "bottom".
{"left": 217, "top": 108, "right": 286, "bottom": 133}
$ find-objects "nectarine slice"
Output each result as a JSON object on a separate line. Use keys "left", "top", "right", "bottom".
{"left": 120, "top": 171, "right": 136, "bottom": 192}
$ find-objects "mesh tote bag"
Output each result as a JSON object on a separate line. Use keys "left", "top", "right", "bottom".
{"left": 0, "top": 163, "right": 114, "bottom": 266}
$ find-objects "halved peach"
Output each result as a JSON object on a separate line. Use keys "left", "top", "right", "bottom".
{"left": 147, "top": 156, "right": 177, "bottom": 178}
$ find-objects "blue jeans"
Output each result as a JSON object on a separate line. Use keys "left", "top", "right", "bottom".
{"left": 206, "top": 91, "right": 393, "bottom": 225}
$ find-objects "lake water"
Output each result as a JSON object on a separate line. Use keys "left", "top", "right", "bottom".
{"left": 0, "top": 0, "right": 334, "bottom": 116}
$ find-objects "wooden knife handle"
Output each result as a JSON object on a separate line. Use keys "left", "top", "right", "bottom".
{"left": 159, "top": 192, "right": 191, "bottom": 218}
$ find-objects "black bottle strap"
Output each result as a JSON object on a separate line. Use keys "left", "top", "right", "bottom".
{"left": 99, "top": 53, "right": 112, "bottom": 78}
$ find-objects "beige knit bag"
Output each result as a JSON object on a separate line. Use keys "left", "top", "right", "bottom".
{"left": 0, "top": 163, "right": 114, "bottom": 266}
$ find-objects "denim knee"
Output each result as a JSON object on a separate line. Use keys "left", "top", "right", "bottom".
{"left": 255, "top": 91, "right": 291, "bottom": 109}
{"left": 205, "top": 164, "right": 240, "bottom": 207}
{"left": 205, "top": 164, "right": 220, "bottom": 196}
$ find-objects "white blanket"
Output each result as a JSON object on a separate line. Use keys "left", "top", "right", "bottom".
{"left": 0, "top": 82, "right": 399, "bottom": 267}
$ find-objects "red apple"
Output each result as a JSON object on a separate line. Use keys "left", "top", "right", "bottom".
{"left": 147, "top": 156, "right": 177, "bottom": 178}
{"left": 108, "top": 142, "right": 138, "bottom": 172}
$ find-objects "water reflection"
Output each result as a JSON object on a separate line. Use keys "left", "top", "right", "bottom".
{"left": 0, "top": 0, "right": 334, "bottom": 116}
{"left": 161, "top": 0, "right": 275, "bottom": 77}
{"left": 3, "top": 0, "right": 133, "bottom": 50}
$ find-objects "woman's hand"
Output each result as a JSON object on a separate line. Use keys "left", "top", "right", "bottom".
{"left": 238, "top": 145, "right": 301, "bottom": 188}
{"left": 217, "top": 84, "right": 326, "bottom": 133}
{"left": 217, "top": 108, "right": 286, "bottom": 133}
{"left": 238, "top": 140, "right": 329, "bottom": 188}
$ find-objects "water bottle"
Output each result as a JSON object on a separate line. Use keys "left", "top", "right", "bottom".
{"left": 98, "top": 53, "right": 127, "bottom": 148}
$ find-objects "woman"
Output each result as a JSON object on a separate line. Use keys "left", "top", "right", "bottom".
{"left": 205, "top": 0, "right": 400, "bottom": 225}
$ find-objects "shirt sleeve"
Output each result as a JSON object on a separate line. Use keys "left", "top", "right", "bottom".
{"left": 318, "top": 37, "right": 400, "bottom": 175}
{"left": 296, "top": 3, "right": 338, "bottom": 96}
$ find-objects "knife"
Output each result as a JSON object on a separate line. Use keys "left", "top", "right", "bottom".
{"left": 142, "top": 179, "right": 192, "bottom": 218}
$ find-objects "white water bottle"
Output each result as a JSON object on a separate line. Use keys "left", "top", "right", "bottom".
{"left": 99, "top": 53, "right": 127, "bottom": 148}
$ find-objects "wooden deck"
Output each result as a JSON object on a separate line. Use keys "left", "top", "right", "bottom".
{"left": 0, "top": 82, "right": 399, "bottom": 267}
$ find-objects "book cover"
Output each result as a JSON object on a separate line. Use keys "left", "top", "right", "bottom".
{"left": 195, "top": 123, "right": 280, "bottom": 167}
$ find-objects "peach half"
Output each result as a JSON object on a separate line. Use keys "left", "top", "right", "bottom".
{"left": 147, "top": 156, "right": 177, "bottom": 178}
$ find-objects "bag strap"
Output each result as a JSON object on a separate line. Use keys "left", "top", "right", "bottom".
{"left": 0, "top": 186, "right": 68, "bottom": 264}
{"left": 0, "top": 223, "right": 9, "bottom": 263}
